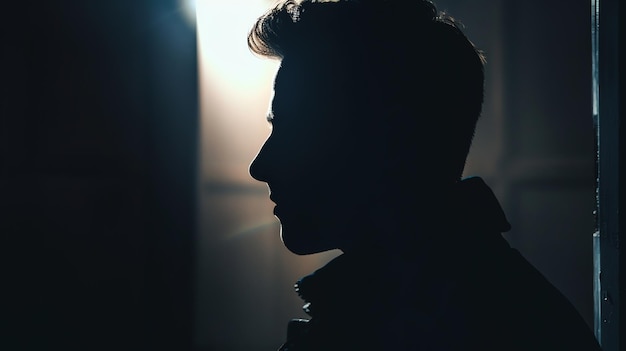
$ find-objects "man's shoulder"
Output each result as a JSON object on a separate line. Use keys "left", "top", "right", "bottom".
{"left": 448, "top": 245, "right": 602, "bottom": 350}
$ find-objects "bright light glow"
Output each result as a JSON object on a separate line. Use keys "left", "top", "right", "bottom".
{"left": 179, "top": 0, "right": 197, "bottom": 27}
{"left": 197, "top": 0, "right": 278, "bottom": 93}
{"left": 197, "top": 0, "right": 279, "bottom": 181}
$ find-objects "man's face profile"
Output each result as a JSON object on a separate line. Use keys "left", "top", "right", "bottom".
{"left": 249, "top": 59, "right": 377, "bottom": 255}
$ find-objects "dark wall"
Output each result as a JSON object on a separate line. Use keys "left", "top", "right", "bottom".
{"left": 1, "top": 1, "right": 198, "bottom": 350}
{"left": 499, "top": 0, "right": 596, "bottom": 327}
{"left": 437, "top": 0, "right": 595, "bottom": 328}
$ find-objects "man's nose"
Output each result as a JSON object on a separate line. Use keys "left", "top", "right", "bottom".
{"left": 249, "top": 141, "right": 271, "bottom": 182}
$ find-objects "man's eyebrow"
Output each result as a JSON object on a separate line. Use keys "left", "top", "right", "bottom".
{"left": 266, "top": 111, "right": 274, "bottom": 123}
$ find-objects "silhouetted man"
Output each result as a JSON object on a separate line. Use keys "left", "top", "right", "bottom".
{"left": 247, "top": 0, "right": 602, "bottom": 350}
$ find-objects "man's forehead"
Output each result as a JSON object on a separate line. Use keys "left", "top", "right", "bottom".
{"left": 271, "top": 56, "right": 375, "bottom": 125}
{"left": 272, "top": 59, "right": 324, "bottom": 110}
{"left": 273, "top": 58, "right": 358, "bottom": 102}
{"left": 274, "top": 58, "right": 316, "bottom": 91}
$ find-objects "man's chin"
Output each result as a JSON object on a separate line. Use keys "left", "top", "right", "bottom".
{"left": 280, "top": 225, "right": 335, "bottom": 255}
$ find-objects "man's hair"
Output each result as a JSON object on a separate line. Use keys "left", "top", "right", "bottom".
{"left": 248, "top": 0, "right": 486, "bottom": 183}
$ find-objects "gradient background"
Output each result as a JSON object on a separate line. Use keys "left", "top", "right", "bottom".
{"left": 2, "top": 0, "right": 595, "bottom": 350}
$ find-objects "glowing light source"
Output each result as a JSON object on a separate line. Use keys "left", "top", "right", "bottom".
{"left": 196, "top": 0, "right": 279, "bottom": 182}
{"left": 196, "top": 0, "right": 278, "bottom": 92}
{"left": 179, "top": 0, "right": 197, "bottom": 27}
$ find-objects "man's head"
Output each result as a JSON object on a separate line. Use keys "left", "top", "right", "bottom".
{"left": 248, "top": 0, "right": 486, "bottom": 254}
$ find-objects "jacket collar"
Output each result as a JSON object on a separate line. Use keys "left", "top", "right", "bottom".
{"left": 294, "top": 176, "right": 511, "bottom": 318}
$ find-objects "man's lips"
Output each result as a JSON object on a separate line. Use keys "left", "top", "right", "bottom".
{"left": 269, "top": 190, "right": 285, "bottom": 205}
{"left": 269, "top": 193, "right": 280, "bottom": 216}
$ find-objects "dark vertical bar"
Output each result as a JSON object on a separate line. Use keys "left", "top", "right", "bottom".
{"left": 144, "top": 1, "right": 198, "bottom": 350}
{"left": 1, "top": 1, "right": 198, "bottom": 349}
{"left": 594, "top": 0, "right": 624, "bottom": 349}
{"left": 591, "top": 0, "right": 601, "bottom": 342}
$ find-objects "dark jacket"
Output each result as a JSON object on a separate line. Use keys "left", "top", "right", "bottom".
{"left": 278, "top": 177, "right": 602, "bottom": 351}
